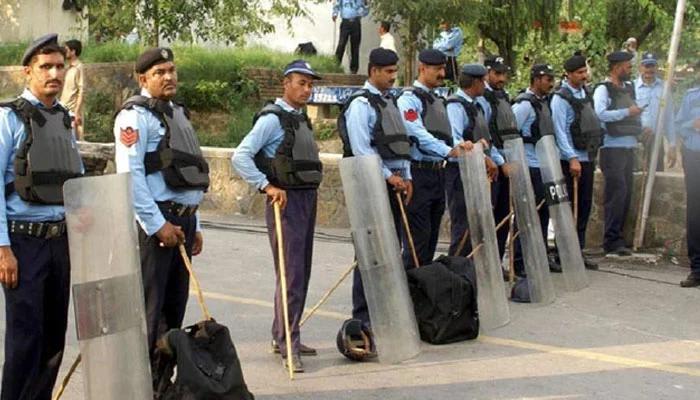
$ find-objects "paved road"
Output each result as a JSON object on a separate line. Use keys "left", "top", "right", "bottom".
{"left": 2, "top": 214, "right": 699, "bottom": 399}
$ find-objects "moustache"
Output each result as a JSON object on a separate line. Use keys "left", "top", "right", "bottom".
{"left": 45, "top": 80, "right": 61, "bottom": 86}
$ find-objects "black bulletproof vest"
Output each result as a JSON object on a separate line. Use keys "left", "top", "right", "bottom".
{"left": 513, "top": 92, "right": 555, "bottom": 145}
{"left": 338, "top": 90, "right": 411, "bottom": 160}
{"left": 599, "top": 81, "right": 642, "bottom": 137}
{"left": 445, "top": 95, "right": 490, "bottom": 143}
{"left": 483, "top": 88, "right": 519, "bottom": 149}
{"left": 120, "top": 95, "right": 210, "bottom": 191}
{"left": 253, "top": 103, "right": 322, "bottom": 190}
{"left": 404, "top": 87, "right": 453, "bottom": 146}
{"left": 1, "top": 98, "right": 83, "bottom": 205}
{"left": 554, "top": 87, "right": 603, "bottom": 153}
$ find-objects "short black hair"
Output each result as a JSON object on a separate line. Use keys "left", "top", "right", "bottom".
{"left": 29, "top": 43, "right": 66, "bottom": 66}
{"left": 64, "top": 39, "right": 82, "bottom": 57}
{"left": 459, "top": 73, "right": 478, "bottom": 89}
{"left": 380, "top": 21, "right": 391, "bottom": 33}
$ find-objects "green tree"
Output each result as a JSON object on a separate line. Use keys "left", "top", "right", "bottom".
{"left": 85, "top": 0, "right": 308, "bottom": 46}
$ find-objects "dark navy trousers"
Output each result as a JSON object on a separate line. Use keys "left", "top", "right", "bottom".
{"left": 683, "top": 148, "right": 700, "bottom": 276}
{"left": 599, "top": 147, "right": 635, "bottom": 252}
{"left": 491, "top": 167, "right": 511, "bottom": 259}
{"left": 351, "top": 183, "right": 403, "bottom": 325}
{"left": 139, "top": 210, "right": 196, "bottom": 354}
{"left": 2, "top": 233, "right": 70, "bottom": 400}
{"left": 402, "top": 165, "right": 446, "bottom": 268}
{"left": 561, "top": 159, "right": 595, "bottom": 249}
{"left": 265, "top": 189, "right": 317, "bottom": 356}
{"left": 445, "top": 163, "right": 472, "bottom": 257}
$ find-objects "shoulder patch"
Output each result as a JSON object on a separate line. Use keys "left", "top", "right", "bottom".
{"left": 403, "top": 109, "right": 419, "bottom": 122}
{"left": 120, "top": 127, "right": 139, "bottom": 147}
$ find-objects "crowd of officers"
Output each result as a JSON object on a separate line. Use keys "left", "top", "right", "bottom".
{"left": 0, "top": 31, "right": 699, "bottom": 397}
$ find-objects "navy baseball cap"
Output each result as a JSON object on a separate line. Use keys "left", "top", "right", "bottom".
{"left": 22, "top": 33, "right": 59, "bottom": 66}
{"left": 485, "top": 56, "right": 511, "bottom": 73}
{"left": 283, "top": 59, "right": 322, "bottom": 80}
{"left": 640, "top": 52, "right": 658, "bottom": 66}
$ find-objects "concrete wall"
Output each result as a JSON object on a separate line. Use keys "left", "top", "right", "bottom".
{"left": 79, "top": 142, "right": 688, "bottom": 257}
{"left": 0, "top": 0, "right": 88, "bottom": 43}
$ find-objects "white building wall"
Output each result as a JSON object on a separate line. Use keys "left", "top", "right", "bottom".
{"left": 0, "top": 0, "right": 88, "bottom": 43}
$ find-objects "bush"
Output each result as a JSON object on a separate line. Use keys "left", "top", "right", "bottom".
{"left": 83, "top": 91, "right": 116, "bottom": 143}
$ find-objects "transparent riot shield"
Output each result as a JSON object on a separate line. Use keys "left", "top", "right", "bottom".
{"left": 536, "top": 135, "right": 588, "bottom": 291}
{"left": 64, "top": 173, "right": 152, "bottom": 399}
{"left": 339, "top": 155, "right": 421, "bottom": 364}
{"left": 504, "top": 138, "right": 556, "bottom": 304}
{"left": 458, "top": 144, "right": 510, "bottom": 330}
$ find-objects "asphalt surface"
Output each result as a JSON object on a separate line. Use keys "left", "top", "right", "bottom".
{"left": 1, "top": 213, "right": 699, "bottom": 400}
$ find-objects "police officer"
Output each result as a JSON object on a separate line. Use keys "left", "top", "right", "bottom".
{"left": 594, "top": 51, "right": 643, "bottom": 257}
{"left": 511, "top": 63, "right": 562, "bottom": 274}
{"left": 114, "top": 48, "right": 209, "bottom": 358}
{"left": 397, "top": 49, "right": 468, "bottom": 268}
{"left": 551, "top": 52, "right": 601, "bottom": 270}
{"left": 0, "top": 33, "right": 84, "bottom": 400}
{"left": 445, "top": 64, "right": 492, "bottom": 257}
{"left": 332, "top": 0, "right": 369, "bottom": 75}
{"left": 232, "top": 60, "right": 323, "bottom": 372}
{"left": 676, "top": 68, "right": 700, "bottom": 287}
{"left": 635, "top": 52, "right": 677, "bottom": 171}
{"left": 433, "top": 21, "right": 464, "bottom": 82}
{"left": 477, "top": 55, "right": 518, "bottom": 259}
{"left": 338, "top": 48, "right": 411, "bottom": 325}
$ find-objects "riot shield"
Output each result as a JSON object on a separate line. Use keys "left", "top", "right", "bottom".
{"left": 458, "top": 144, "right": 510, "bottom": 330}
{"left": 536, "top": 135, "right": 588, "bottom": 291}
{"left": 339, "top": 155, "right": 421, "bottom": 364}
{"left": 503, "top": 138, "right": 556, "bottom": 304}
{"left": 64, "top": 173, "right": 153, "bottom": 399}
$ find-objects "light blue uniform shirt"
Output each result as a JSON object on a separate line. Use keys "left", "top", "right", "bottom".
{"left": 397, "top": 81, "right": 452, "bottom": 162}
{"left": 446, "top": 89, "right": 478, "bottom": 163}
{"left": 675, "top": 87, "right": 700, "bottom": 152}
{"left": 635, "top": 76, "right": 676, "bottom": 146}
{"left": 332, "top": 0, "right": 368, "bottom": 19}
{"left": 232, "top": 98, "right": 298, "bottom": 190}
{"left": 476, "top": 85, "right": 507, "bottom": 166}
{"left": 511, "top": 88, "right": 541, "bottom": 168}
{"left": 0, "top": 89, "right": 83, "bottom": 246}
{"left": 344, "top": 81, "right": 411, "bottom": 180}
{"left": 433, "top": 27, "right": 464, "bottom": 57}
{"left": 593, "top": 80, "right": 638, "bottom": 149}
{"left": 114, "top": 89, "right": 203, "bottom": 236}
{"left": 550, "top": 80, "right": 591, "bottom": 162}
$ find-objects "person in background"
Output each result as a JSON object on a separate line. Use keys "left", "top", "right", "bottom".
{"left": 60, "top": 39, "right": 85, "bottom": 140}
{"left": 378, "top": 21, "right": 396, "bottom": 53}
{"left": 333, "top": 0, "right": 369, "bottom": 75}
{"left": 432, "top": 21, "right": 463, "bottom": 83}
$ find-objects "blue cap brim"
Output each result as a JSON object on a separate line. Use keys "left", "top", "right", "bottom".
{"left": 284, "top": 68, "right": 322, "bottom": 80}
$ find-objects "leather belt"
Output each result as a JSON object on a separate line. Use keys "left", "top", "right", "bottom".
{"left": 157, "top": 201, "right": 199, "bottom": 217}
{"left": 411, "top": 160, "right": 446, "bottom": 170}
{"left": 9, "top": 220, "right": 67, "bottom": 239}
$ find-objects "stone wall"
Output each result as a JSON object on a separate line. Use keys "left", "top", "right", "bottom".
{"left": 79, "top": 143, "right": 687, "bottom": 257}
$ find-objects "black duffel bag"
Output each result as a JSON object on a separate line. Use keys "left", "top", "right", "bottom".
{"left": 407, "top": 255, "right": 479, "bottom": 344}
{"left": 153, "top": 319, "right": 255, "bottom": 400}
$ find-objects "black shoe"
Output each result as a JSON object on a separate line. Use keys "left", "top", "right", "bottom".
{"left": 281, "top": 354, "right": 304, "bottom": 373}
{"left": 583, "top": 257, "right": 599, "bottom": 270}
{"left": 605, "top": 247, "right": 633, "bottom": 257}
{"left": 548, "top": 258, "right": 563, "bottom": 273}
{"left": 680, "top": 274, "right": 700, "bottom": 288}
{"left": 271, "top": 340, "right": 318, "bottom": 356}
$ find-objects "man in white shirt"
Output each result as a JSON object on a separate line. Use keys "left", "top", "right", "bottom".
{"left": 378, "top": 21, "right": 396, "bottom": 53}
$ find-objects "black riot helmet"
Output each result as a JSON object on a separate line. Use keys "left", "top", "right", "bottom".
{"left": 336, "top": 319, "right": 377, "bottom": 362}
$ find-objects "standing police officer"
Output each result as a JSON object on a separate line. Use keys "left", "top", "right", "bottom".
{"left": 676, "top": 68, "right": 700, "bottom": 287}
{"left": 232, "top": 60, "right": 323, "bottom": 372}
{"left": 444, "top": 64, "right": 491, "bottom": 257}
{"left": 397, "top": 49, "right": 468, "bottom": 268}
{"left": 511, "top": 63, "right": 562, "bottom": 274}
{"left": 114, "top": 48, "right": 209, "bottom": 358}
{"left": 332, "top": 0, "right": 369, "bottom": 75}
{"left": 478, "top": 55, "right": 518, "bottom": 259}
{"left": 550, "top": 52, "right": 601, "bottom": 270}
{"left": 338, "top": 48, "right": 411, "bottom": 326}
{"left": 594, "top": 51, "right": 643, "bottom": 257}
{"left": 0, "top": 34, "right": 84, "bottom": 400}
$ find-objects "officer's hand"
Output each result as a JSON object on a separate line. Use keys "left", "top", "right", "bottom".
{"left": 502, "top": 163, "right": 513, "bottom": 178}
{"left": 264, "top": 185, "right": 287, "bottom": 209}
{"left": 404, "top": 180, "right": 414, "bottom": 206}
{"left": 0, "top": 246, "right": 19, "bottom": 289}
{"left": 332, "top": 15, "right": 337, "bottom": 22}
{"left": 479, "top": 138, "right": 490, "bottom": 149}
{"left": 461, "top": 140, "right": 475, "bottom": 152}
{"left": 569, "top": 158, "right": 582, "bottom": 178}
{"left": 667, "top": 146, "right": 678, "bottom": 169}
{"left": 628, "top": 105, "right": 643, "bottom": 117}
{"left": 74, "top": 115, "right": 83, "bottom": 127}
{"left": 387, "top": 174, "right": 405, "bottom": 192}
{"left": 192, "top": 231, "right": 204, "bottom": 256}
{"left": 447, "top": 145, "right": 464, "bottom": 158}
{"left": 156, "top": 222, "right": 185, "bottom": 248}
{"left": 693, "top": 118, "right": 700, "bottom": 131}
{"left": 485, "top": 156, "right": 499, "bottom": 182}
